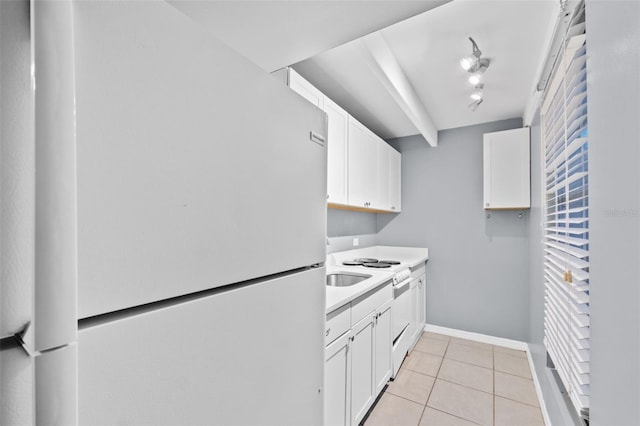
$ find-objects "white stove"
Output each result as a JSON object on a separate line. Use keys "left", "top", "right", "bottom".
{"left": 390, "top": 268, "right": 412, "bottom": 378}
{"left": 339, "top": 257, "right": 413, "bottom": 378}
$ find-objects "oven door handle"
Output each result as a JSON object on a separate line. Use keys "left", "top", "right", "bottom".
{"left": 394, "top": 278, "right": 412, "bottom": 292}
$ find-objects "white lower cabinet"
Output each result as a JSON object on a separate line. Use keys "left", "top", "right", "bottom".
{"left": 373, "top": 299, "right": 393, "bottom": 396}
{"left": 416, "top": 275, "right": 426, "bottom": 330}
{"left": 324, "top": 285, "right": 393, "bottom": 426}
{"left": 409, "top": 266, "right": 427, "bottom": 349}
{"left": 350, "top": 312, "right": 376, "bottom": 425}
{"left": 325, "top": 331, "right": 352, "bottom": 426}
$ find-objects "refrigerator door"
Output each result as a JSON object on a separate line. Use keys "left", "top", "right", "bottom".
{"left": 73, "top": 0, "right": 328, "bottom": 319}
{"left": 78, "top": 267, "right": 326, "bottom": 425}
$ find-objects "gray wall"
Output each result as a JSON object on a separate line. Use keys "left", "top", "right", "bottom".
{"left": 326, "top": 208, "right": 378, "bottom": 253}
{"left": 376, "top": 118, "right": 530, "bottom": 341}
{"left": 586, "top": 1, "right": 640, "bottom": 424}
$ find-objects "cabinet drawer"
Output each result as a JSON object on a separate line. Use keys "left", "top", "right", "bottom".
{"left": 326, "top": 304, "right": 351, "bottom": 346}
{"left": 351, "top": 282, "right": 392, "bottom": 325}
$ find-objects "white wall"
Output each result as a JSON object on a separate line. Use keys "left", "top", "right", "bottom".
{"left": 586, "top": 1, "right": 640, "bottom": 424}
{"left": 0, "top": 0, "right": 35, "bottom": 424}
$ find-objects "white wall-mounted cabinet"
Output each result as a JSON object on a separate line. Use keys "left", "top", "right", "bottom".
{"left": 376, "top": 141, "right": 391, "bottom": 211}
{"left": 382, "top": 142, "right": 402, "bottom": 212}
{"left": 324, "top": 97, "right": 349, "bottom": 205}
{"left": 347, "top": 117, "right": 402, "bottom": 212}
{"left": 284, "top": 68, "right": 401, "bottom": 213}
{"left": 347, "top": 117, "right": 378, "bottom": 209}
{"left": 388, "top": 147, "right": 402, "bottom": 212}
{"left": 483, "top": 127, "right": 530, "bottom": 210}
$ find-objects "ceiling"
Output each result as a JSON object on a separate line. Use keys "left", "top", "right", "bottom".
{"left": 168, "top": 1, "right": 450, "bottom": 72}
{"left": 169, "top": 0, "right": 560, "bottom": 144}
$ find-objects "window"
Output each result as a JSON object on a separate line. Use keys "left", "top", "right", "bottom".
{"left": 541, "top": 4, "right": 589, "bottom": 419}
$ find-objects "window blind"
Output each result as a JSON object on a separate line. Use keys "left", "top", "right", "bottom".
{"left": 541, "top": 6, "right": 589, "bottom": 418}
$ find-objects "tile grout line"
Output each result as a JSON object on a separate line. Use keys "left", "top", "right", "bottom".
{"left": 425, "top": 406, "right": 486, "bottom": 426}
{"left": 442, "top": 356, "right": 495, "bottom": 373}
{"left": 433, "top": 377, "right": 494, "bottom": 398}
{"left": 493, "top": 344, "right": 496, "bottom": 426}
{"left": 418, "top": 332, "right": 449, "bottom": 425}
{"left": 494, "top": 394, "right": 543, "bottom": 410}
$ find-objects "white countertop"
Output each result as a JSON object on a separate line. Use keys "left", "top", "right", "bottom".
{"left": 325, "top": 246, "right": 429, "bottom": 314}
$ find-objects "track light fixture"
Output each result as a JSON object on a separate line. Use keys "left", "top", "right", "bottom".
{"left": 470, "top": 84, "right": 484, "bottom": 101}
{"left": 460, "top": 37, "right": 490, "bottom": 74}
{"left": 461, "top": 37, "right": 490, "bottom": 111}
{"left": 468, "top": 98, "right": 483, "bottom": 112}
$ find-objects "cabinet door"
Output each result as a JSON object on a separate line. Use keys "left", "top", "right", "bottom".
{"left": 389, "top": 147, "right": 401, "bottom": 212}
{"left": 325, "top": 97, "right": 348, "bottom": 205}
{"left": 417, "top": 275, "right": 426, "bottom": 330}
{"left": 350, "top": 312, "right": 375, "bottom": 425}
{"left": 374, "top": 299, "right": 393, "bottom": 395}
{"left": 362, "top": 130, "right": 380, "bottom": 209}
{"left": 347, "top": 117, "right": 370, "bottom": 208}
{"left": 289, "top": 68, "right": 324, "bottom": 109}
{"left": 483, "top": 127, "right": 530, "bottom": 209}
{"left": 409, "top": 280, "right": 420, "bottom": 348}
{"left": 325, "top": 331, "right": 352, "bottom": 426}
{"left": 375, "top": 140, "right": 390, "bottom": 211}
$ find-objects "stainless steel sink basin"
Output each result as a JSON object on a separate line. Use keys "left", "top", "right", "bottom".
{"left": 326, "top": 273, "right": 371, "bottom": 287}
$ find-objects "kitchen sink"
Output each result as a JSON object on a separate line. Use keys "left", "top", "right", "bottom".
{"left": 326, "top": 273, "right": 371, "bottom": 287}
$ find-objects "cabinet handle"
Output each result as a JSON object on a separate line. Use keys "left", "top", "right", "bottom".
{"left": 350, "top": 336, "right": 355, "bottom": 342}
{"left": 326, "top": 328, "right": 330, "bottom": 336}
{"left": 327, "top": 194, "right": 330, "bottom": 200}
{"left": 391, "top": 206, "right": 395, "bottom": 210}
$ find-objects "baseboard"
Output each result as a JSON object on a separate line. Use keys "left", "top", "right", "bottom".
{"left": 526, "top": 344, "right": 552, "bottom": 426}
{"left": 423, "top": 324, "right": 551, "bottom": 425}
{"left": 424, "top": 324, "right": 529, "bottom": 351}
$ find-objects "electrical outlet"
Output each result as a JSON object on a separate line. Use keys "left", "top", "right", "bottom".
{"left": 353, "top": 238, "right": 359, "bottom": 247}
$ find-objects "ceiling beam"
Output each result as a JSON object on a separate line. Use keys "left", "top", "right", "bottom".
{"left": 360, "top": 32, "right": 438, "bottom": 147}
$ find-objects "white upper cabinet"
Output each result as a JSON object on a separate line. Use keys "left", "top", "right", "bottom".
{"left": 285, "top": 67, "right": 401, "bottom": 213}
{"left": 348, "top": 117, "right": 378, "bottom": 209}
{"left": 376, "top": 140, "right": 391, "bottom": 211}
{"left": 483, "top": 127, "right": 530, "bottom": 210}
{"left": 377, "top": 142, "right": 401, "bottom": 212}
{"left": 389, "top": 147, "right": 402, "bottom": 212}
{"left": 324, "top": 97, "right": 349, "bottom": 205}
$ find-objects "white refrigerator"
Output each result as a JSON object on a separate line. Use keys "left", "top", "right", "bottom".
{"left": 1, "top": 1, "right": 328, "bottom": 424}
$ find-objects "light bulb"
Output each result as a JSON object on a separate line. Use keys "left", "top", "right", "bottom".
{"left": 470, "top": 90, "right": 483, "bottom": 101}
{"left": 468, "top": 98, "right": 483, "bottom": 112}
{"left": 468, "top": 74, "right": 482, "bottom": 86}
{"left": 460, "top": 56, "right": 476, "bottom": 71}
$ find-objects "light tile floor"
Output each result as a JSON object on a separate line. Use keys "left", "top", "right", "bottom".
{"left": 363, "top": 332, "right": 545, "bottom": 426}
